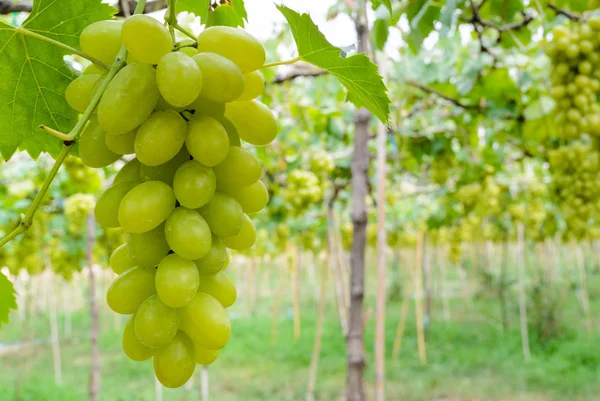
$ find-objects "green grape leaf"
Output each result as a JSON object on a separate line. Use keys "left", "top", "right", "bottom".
{"left": 0, "top": 0, "right": 116, "bottom": 160}
{"left": 176, "top": 0, "right": 211, "bottom": 23}
{"left": 524, "top": 96, "right": 556, "bottom": 121}
{"left": 372, "top": 18, "right": 390, "bottom": 51}
{"left": 277, "top": 5, "right": 390, "bottom": 123}
{"left": 406, "top": 0, "right": 442, "bottom": 52}
{"left": 206, "top": 0, "right": 247, "bottom": 28}
{"left": 0, "top": 272, "right": 17, "bottom": 330}
{"left": 480, "top": 0, "right": 523, "bottom": 22}
{"left": 439, "top": 0, "right": 458, "bottom": 38}
{"left": 380, "top": 0, "right": 393, "bottom": 15}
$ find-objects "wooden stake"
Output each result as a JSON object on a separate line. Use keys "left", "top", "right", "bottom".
{"left": 201, "top": 367, "right": 209, "bottom": 401}
{"left": 87, "top": 215, "right": 101, "bottom": 401}
{"left": 293, "top": 247, "right": 302, "bottom": 341}
{"left": 271, "top": 257, "right": 285, "bottom": 345}
{"left": 155, "top": 378, "right": 163, "bottom": 401}
{"left": 327, "top": 207, "right": 349, "bottom": 336}
{"left": 574, "top": 244, "right": 593, "bottom": 337}
{"left": 415, "top": 233, "right": 427, "bottom": 364}
{"left": 391, "top": 255, "right": 414, "bottom": 361}
{"left": 438, "top": 246, "right": 451, "bottom": 322}
{"left": 516, "top": 224, "right": 531, "bottom": 362}
{"left": 47, "top": 270, "right": 63, "bottom": 385}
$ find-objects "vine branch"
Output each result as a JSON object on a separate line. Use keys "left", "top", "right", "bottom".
{"left": 547, "top": 3, "right": 581, "bottom": 21}
{"left": 405, "top": 79, "right": 479, "bottom": 110}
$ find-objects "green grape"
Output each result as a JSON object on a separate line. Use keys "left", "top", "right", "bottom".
{"left": 222, "top": 214, "right": 256, "bottom": 251}
{"left": 157, "top": 52, "right": 203, "bottom": 107}
{"left": 98, "top": 63, "right": 159, "bottom": 135}
{"left": 121, "top": 15, "right": 172, "bottom": 65}
{"left": 95, "top": 181, "right": 138, "bottom": 228}
{"left": 106, "top": 266, "right": 156, "bottom": 314}
{"left": 134, "top": 295, "right": 179, "bottom": 348}
{"left": 217, "top": 116, "right": 241, "bottom": 146}
{"left": 79, "top": 115, "right": 120, "bottom": 168}
{"left": 127, "top": 223, "right": 170, "bottom": 268}
{"left": 83, "top": 63, "right": 105, "bottom": 75}
{"left": 154, "top": 94, "right": 186, "bottom": 112}
{"left": 197, "top": 271, "right": 237, "bottom": 308}
{"left": 180, "top": 292, "right": 231, "bottom": 349}
{"left": 105, "top": 128, "right": 137, "bottom": 155}
{"left": 173, "top": 160, "right": 216, "bottom": 209}
{"left": 140, "top": 147, "right": 191, "bottom": 186}
{"left": 186, "top": 116, "right": 230, "bottom": 166}
{"left": 156, "top": 254, "right": 200, "bottom": 307}
{"left": 188, "top": 96, "right": 225, "bottom": 117}
{"left": 238, "top": 71, "right": 265, "bottom": 101}
{"left": 192, "top": 53, "right": 244, "bottom": 103}
{"left": 198, "top": 192, "right": 244, "bottom": 237}
{"left": 194, "top": 345, "right": 219, "bottom": 365}
{"left": 165, "top": 207, "right": 212, "bottom": 260}
{"left": 224, "top": 180, "right": 269, "bottom": 214}
{"left": 154, "top": 331, "right": 196, "bottom": 388}
{"left": 65, "top": 74, "right": 101, "bottom": 112}
{"left": 224, "top": 100, "right": 277, "bottom": 146}
{"left": 197, "top": 26, "right": 265, "bottom": 73}
{"left": 114, "top": 158, "right": 141, "bottom": 184}
{"left": 109, "top": 243, "right": 136, "bottom": 274}
{"left": 179, "top": 40, "right": 199, "bottom": 57}
{"left": 80, "top": 20, "right": 123, "bottom": 65}
{"left": 118, "top": 181, "right": 176, "bottom": 233}
{"left": 212, "top": 147, "right": 262, "bottom": 188}
{"left": 123, "top": 315, "right": 155, "bottom": 362}
{"left": 135, "top": 110, "right": 187, "bottom": 166}
{"left": 589, "top": 16, "right": 600, "bottom": 30}
{"left": 194, "top": 235, "right": 227, "bottom": 275}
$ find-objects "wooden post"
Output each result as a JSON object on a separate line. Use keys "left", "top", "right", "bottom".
{"left": 306, "top": 255, "right": 328, "bottom": 401}
{"left": 87, "top": 214, "right": 101, "bottom": 401}
{"left": 293, "top": 247, "right": 302, "bottom": 341}
{"left": 155, "top": 378, "right": 163, "bottom": 401}
{"left": 438, "top": 246, "right": 451, "bottom": 322}
{"left": 422, "top": 233, "right": 431, "bottom": 340}
{"left": 327, "top": 207, "right": 349, "bottom": 336}
{"left": 47, "top": 270, "right": 63, "bottom": 385}
{"left": 574, "top": 244, "right": 593, "bottom": 336}
{"left": 391, "top": 254, "right": 414, "bottom": 361}
{"left": 516, "top": 224, "right": 531, "bottom": 362}
{"left": 271, "top": 258, "right": 284, "bottom": 344}
{"left": 201, "top": 367, "right": 209, "bottom": 401}
{"left": 499, "top": 240, "right": 509, "bottom": 332}
{"left": 414, "top": 232, "right": 427, "bottom": 364}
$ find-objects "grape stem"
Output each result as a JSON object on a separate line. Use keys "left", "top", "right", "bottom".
{"left": 15, "top": 27, "right": 111, "bottom": 71}
{"left": 171, "top": 22, "right": 197, "bottom": 42}
{"left": 262, "top": 57, "right": 301, "bottom": 68}
{"left": 39, "top": 125, "right": 76, "bottom": 142}
{"left": 0, "top": 0, "right": 148, "bottom": 250}
{"left": 167, "top": 0, "right": 176, "bottom": 42}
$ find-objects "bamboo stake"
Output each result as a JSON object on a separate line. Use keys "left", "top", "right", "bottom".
{"left": 271, "top": 257, "right": 285, "bottom": 344}
{"left": 391, "top": 257, "right": 414, "bottom": 361}
{"left": 306, "top": 255, "right": 329, "bottom": 401}
{"left": 574, "top": 244, "right": 593, "bottom": 337}
{"left": 201, "top": 367, "right": 209, "bottom": 401}
{"left": 439, "top": 246, "right": 451, "bottom": 322}
{"left": 332, "top": 213, "right": 351, "bottom": 309}
{"left": 327, "top": 207, "right": 349, "bottom": 336}
{"left": 87, "top": 215, "right": 101, "bottom": 401}
{"left": 516, "top": 224, "right": 531, "bottom": 362}
{"left": 155, "top": 378, "right": 163, "bottom": 401}
{"left": 47, "top": 271, "right": 63, "bottom": 385}
{"left": 293, "top": 247, "right": 302, "bottom": 341}
{"left": 415, "top": 233, "right": 427, "bottom": 364}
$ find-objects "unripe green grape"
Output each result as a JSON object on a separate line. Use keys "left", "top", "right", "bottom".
{"left": 79, "top": 115, "right": 120, "bottom": 168}
{"left": 551, "top": 85, "right": 566, "bottom": 99}
{"left": 194, "top": 345, "right": 219, "bottom": 365}
{"left": 192, "top": 53, "right": 244, "bottom": 103}
{"left": 579, "top": 61, "right": 593, "bottom": 75}
{"left": 109, "top": 243, "right": 136, "bottom": 274}
{"left": 573, "top": 94, "right": 589, "bottom": 110}
{"left": 566, "top": 83, "right": 577, "bottom": 95}
{"left": 179, "top": 40, "right": 199, "bottom": 57}
{"left": 157, "top": 52, "right": 203, "bottom": 107}
{"left": 123, "top": 315, "right": 155, "bottom": 362}
{"left": 83, "top": 64, "right": 105, "bottom": 75}
{"left": 554, "top": 63, "right": 570, "bottom": 76}
{"left": 98, "top": 63, "right": 159, "bottom": 135}
{"left": 213, "top": 147, "right": 262, "bottom": 188}
{"left": 579, "top": 40, "right": 594, "bottom": 54}
{"left": 566, "top": 43, "right": 580, "bottom": 58}
{"left": 156, "top": 254, "right": 200, "bottom": 307}
{"left": 589, "top": 16, "right": 600, "bottom": 30}
{"left": 140, "top": 147, "right": 191, "bottom": 186}
{"left": 106, "top": 266, "right": 156, "bottom": 314}
{"left": 186, "top": 116, "right": 230, "bottom": 166}
{"left": 154, "top": 95, "right": 186, "bottom": 112}
{"left": 154, "top": 331, "right": 196, "bottom": 388}
{"left": 567, "top": 108, "right": 582, "bottom": 122}
{"left": 552, "top": 25, "right": 569, "bottom": 39}
{"left": 180, "top": 292, "right": 231, "bottom": 349}
{"left": 222, "top": 214, "right": 256, "bottom": 251}
{"left": 65, "top": 74, "right": 101, "bottom": 112}
{"left": 105, "top": 129, "right": 137, "bottom": 155}
{"left": 197, "top": 26, "right": 265, "bottom": 73}
{"left": 165, "top": 207, "right": 212, "bottom": 260}
{"left": 121, "top": 15, "right": 172, "bottom": 65}
{"left": 197, "top": 271, "right": 237, "bottom": 308}
{"left": 80, "top": 20, "right": 123, "bottom": 65}
{"left": 238, "top": 70, "right": 265, "bottom": 101}
{"left": 224, "top": 100, "right": 277, "bottom": 146}
{"left": 217, "top": 116, "right": 241, "bottom": 146}
{"left": 198, "top": 192, "right": 244, "bottom": 237}
{"left": 224, "top": 180, "right": 269, "bottom": 214}
{"left": 188, "top": 96, "right": 225, "bottom": 118}
{"left": 127, "top": 223, "right": 170, "bottom": 268}
{"left": 575, "top": 75, "right": 590, "bottom": 88}
{"left": 95, "top": 181, "right": 138, "bottom": 228}
{"left": 135, "top": 110, "right": 187, "bottom": 166}
{"left": 194, "top": 235, "right": 227, "bottom": 275}
{"left": 118, "top": 181, "right": 176, "bottom": 233}
{"left": 114, "top": 158, "right": 141, "bottom": 184}
{"left": 134, "top": 295, "right": 179, "bottom": 348}
{"left": 173, "top": 160, "right": 216, "bottom": 209}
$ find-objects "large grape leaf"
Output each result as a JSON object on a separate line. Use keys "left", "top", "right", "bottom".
{"left": 206, "top": 0, "right": 248, "bottom": 28}
{"left": 176, "top": 0, "right": 210, "bottom": 23}
{"left": 0, "top": 272, "right": 17, "bottom": 330}
{"left": 0, "top": 0, "right": 116, "bottom": 160}
{"left": 277, "top": 6, "right": 390, "bottom": 123}
{"left": 406, "top": 0, "right": 442, "bottom": 52}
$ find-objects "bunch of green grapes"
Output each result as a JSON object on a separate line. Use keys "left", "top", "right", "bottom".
{"left": 281, "top": 170, "right": 322, "bottom": 214}
{"left": 545, "top": 17, "right": 600, "bottom": 139}
{"left": 309, "top": 150, "right": 335, "bottom": 177}
{"left": 64, "top": 194, "right": 96, "bottom": 233}
{"left": 430, "top": 153, "right": 456, "bottom": 185}
{"left": 548, "top": 143, "right": 600, "bottom": 239}
{"left": 61, "top": 156, "right": 102, "bottom": 194}
{"left": 69, "top": 17, "right": 275, "bottom": 388}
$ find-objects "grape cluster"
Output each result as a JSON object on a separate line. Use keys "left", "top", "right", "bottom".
{"left": 309, "top": 150, "right": 335, "bottom": 177}
{"left": 545, "top": 17, "right": 600, "bottom": 139}
{"left": 67, "top": 16, "right": 275, "bottom": 388}
{"left": 548, "top": 143, "right": 600, "bottom": 239}
{"left": 281, "top": 170, "right": 322, "bottom": 213}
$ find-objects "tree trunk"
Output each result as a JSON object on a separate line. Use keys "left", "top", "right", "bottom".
{"left": 347, "top": 1, "right": 371, "bottom": 396}
{"left": 516, "top": 224, "right": 531, "bottom": 362}
{"left": 306, "top": 254, "right": 328, "bottom": 401}
{"left": 87, "top": 215, "right": 101, "bottom": 401}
